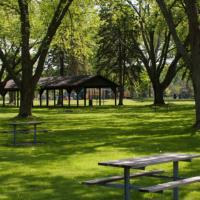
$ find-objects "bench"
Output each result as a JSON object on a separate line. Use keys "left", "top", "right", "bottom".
{"left": 138, "top": 176, "right": 200, "bottom": 193}
{"left": 82, "top": 170, "right": 164, "bottom": 185}
{"left": 16, "top": 130, "right": 51, "bottom": 133}
{"left": 0, "top": 129, "right": 51, "bottom": 134}
{"left": 0, "top": 129, "right": 30, "bottom": 134}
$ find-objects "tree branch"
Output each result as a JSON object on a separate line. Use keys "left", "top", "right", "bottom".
{"left": 156, "top": 0, "right": 191, "bottom": 66}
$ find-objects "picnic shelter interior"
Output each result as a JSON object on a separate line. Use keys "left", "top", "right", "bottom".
{"left": 1, "top": 74, "right": 119, "bottom": 107}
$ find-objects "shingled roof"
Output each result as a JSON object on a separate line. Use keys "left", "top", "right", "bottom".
{"left": 3, "top": 74, "right": 119, "bottom": 92}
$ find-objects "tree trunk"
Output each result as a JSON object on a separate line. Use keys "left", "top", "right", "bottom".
{"left": 156, "top": 0, "right": 200, "bottom": 128}
{"left": 149, "top": 84, "right": 151, "bottom": 98}
{"left": 153, "top": 83, "right": 165, "bottom": 104}
{"left": 57, "top": 50, "right": 64, "bottom": 105}
{"left": 118, "top": 29, "right": 123, "bottom": 105}
{"left": 9, "top": 92, "right": 14, "bottom": 104}
{"left": 18, "top": 87, "right": 35, "bottom": 117}
{"left": 191, "top": 63, "right": 200, "bottom": 129}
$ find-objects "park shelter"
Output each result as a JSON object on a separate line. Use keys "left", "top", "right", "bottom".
{"left": 1, "top": 74, "right": 119, "bottom": 107}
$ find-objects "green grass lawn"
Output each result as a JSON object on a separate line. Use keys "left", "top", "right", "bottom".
{"left": 0, "top": 99, "right": 199, "bottom": 200}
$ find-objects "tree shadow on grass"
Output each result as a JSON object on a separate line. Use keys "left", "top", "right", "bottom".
{"left": 0, "top": 104, "right": 199, "bottom": 199}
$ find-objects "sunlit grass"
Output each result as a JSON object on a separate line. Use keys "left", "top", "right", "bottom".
{"left": 0, "top": 99, "right": 199, "bottom": 200}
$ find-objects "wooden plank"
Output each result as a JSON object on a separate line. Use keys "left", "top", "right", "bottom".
{"left": 0, "top": 129, "right": 51, "bottom": 134}
{"left": 98, "top": 153, "right": 200, "bottom": 169}
{"left": 0, "top": 130, "right": 14, "bottom": 133}
{"left": 19, "top": 130, "right": 52, "bottom": 133}
{"left": 146, "top": 174, "right": 186, "bottom": 180}
{"left": 82, "top": 170, "right": 164, "bottom": 185}
{"left": 5, "top": 122, "right": 45, "bottom": 125}
{"left": 139, "top": 176, "right": 200, "bottom": 193}
{"left": 0, "top": 129, "right": 29, "bottom": 133}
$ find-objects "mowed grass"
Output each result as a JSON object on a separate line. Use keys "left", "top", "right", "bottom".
{"left": 0, "top": 99, "right": 200, "bottom": 200}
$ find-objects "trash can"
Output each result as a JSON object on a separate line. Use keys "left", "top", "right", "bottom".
{"left": 173, "top": 94, "right": 177, "bottom": 99}
{"left": 89, "top": 99, "right": 93, "bottom": 106}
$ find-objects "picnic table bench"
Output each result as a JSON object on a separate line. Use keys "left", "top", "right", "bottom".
{"left": 82, "top": 153, "right": 200, "bottom": 200}
{"left": 139, "top": 176, "right": 200, "bottom": 193}
{"left": 83, "top": 169, "right": 164, "bottom": 186}
{"left": 0, "top": 122, "right": 51, "bottom": 145}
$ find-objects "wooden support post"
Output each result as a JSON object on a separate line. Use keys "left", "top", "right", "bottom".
{"left": 103, "top": 89, "right": 105, "bottom": 105}
{"left": 40, "top": 93, "right": 42, "bottom": 106}
{"left": 112, "top": 87, "right": 117, "bottom": 106}
{"left": 14, "top": 91, "right": 16, "bottom": 107}
{"left": 84, "top": 88, "right": 86, "bottom": 106}
{"left": 54, "top": 89, "right": 56, "bottom": 106}
{"left": 99, "top": 88, "right": 101, "bottom": 106}
{"left": 46, "top": 90, "right": 49, "bottom": 107}
{"left": 173, "top": 161, "right": 179, "bottom": 200}
{"left": 39, "top": 89, "right": 44, "bottom": 107}
{"left": 3, "top": 95, "right": 5, "bottom": 107}
{"left": 124, "top": 168, "right": 130, "bottom": 200}
{"left": 77, "top": 92, "right": 79, "bottom": 107}
{"left": 62, "top": 89, "right": 63, "bottom": 107}
{"left": 68, "top": 92, "right": 71, "bottom": 107}
{"left": 17, "top": 91, "right": 19, "bottom": 107}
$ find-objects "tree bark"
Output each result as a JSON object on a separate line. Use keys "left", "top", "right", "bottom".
{"left": 0, "top": 0, "right": 73, "bottom": 117}
{"left": 156, "top": 0, "right": 200, "bottom": 128}
{"left": 191, "top": 63, "right": 200, "bottom": 128}
{"left": 153, "top": 83, "right": 165, "bottom": 104}
{"left": 118, "top": 29, "right": 123, "bottom": 105}
{"left": 19, "top": 86, "right": 35, "bottom": 117}
{"left": 57, "top": 50, "right": 64, "bottom": 105}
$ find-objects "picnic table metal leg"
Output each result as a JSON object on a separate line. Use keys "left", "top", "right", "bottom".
{"left": 124, "top": 168, "right": 130, "bottom": 200}
{"left": 34, "top": 124, "right": 37, "bottom": 143}
{"left": 14, "top": 125, "right": 17, "bottom": 145}
{"left": 173, "top": 161, "right": 179, "bottom": 200}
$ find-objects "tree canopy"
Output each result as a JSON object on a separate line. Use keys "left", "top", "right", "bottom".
{"left": 156, "top": 0, "right": 200, "bottom": 128}
{"left": 0, "top": 0, "right": 74, "bottom": 117}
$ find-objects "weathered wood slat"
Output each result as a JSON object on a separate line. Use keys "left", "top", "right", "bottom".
{"left": 139, "top": 176, "right": 200, "bottom": 193}
{"left": 5, "top": 122, "right": 45, "bottom": 125}
{"left": 0, "top": 129, "right": 29, "bottom": 133}
{"left": 19, "top": 130, "right": 51, "bottom": 133}
{"left": 0, "top": 129, "right": 51, "bottom": 134}
{"left": 82, "top": 170, "right": 164, "bottom": 185}
{"left": 146, "top": 174, "right": 186, "bottom": 180}
{"left": 98, "top": 153, "right": 200, "bottom": 169}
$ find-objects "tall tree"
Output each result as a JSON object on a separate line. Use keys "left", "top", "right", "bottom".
{"left": 0, "top": 5, "right": 22, "bottom": 95}
{"left": 0, "top": 0, "right": 74, "bottom": 117}
{"left": 125, "top": 0, "right": 187, "bottom": 104}
{"left": 96, "top": 1, "right": 141, "bottom": 103}
{"left": 156, "top": 0, "right": 200, "bottom": 128}
{"left": 44, "top": 0, "right": 99, "bottom": 77}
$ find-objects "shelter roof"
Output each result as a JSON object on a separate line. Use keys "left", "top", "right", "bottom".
{"left": 3, "top": 74, "right": 119, "bottom": 92}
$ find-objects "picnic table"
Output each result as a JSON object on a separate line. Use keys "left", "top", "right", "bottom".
{"left": 1, "top": 122, "right": 51, "bottom": 145}
{"left": 82, "top": 153, "right": 200, "bottom": 200}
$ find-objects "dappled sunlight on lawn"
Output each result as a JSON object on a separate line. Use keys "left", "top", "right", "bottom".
{"left": 0, "top": 99, "right": 199, "bottom": 199}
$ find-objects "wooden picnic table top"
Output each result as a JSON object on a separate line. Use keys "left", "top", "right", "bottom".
{"left": 5, "top": 122, "right": 45, "bottom": 125}
{"left": 98, "top": 153, "right": 200, "bottom": 169}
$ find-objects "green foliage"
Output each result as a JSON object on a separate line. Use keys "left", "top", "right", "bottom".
{"left": 95, "top": 1, "right": 141, "bottom": 89}
{"left": 165, "top": 71, "right": 194, "bottom": 99}
{"left": 43, "top": 0, "right": 100, "bottom": 76}
{"left": 134, "top": 70, "right": 150, "bottom": 95}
